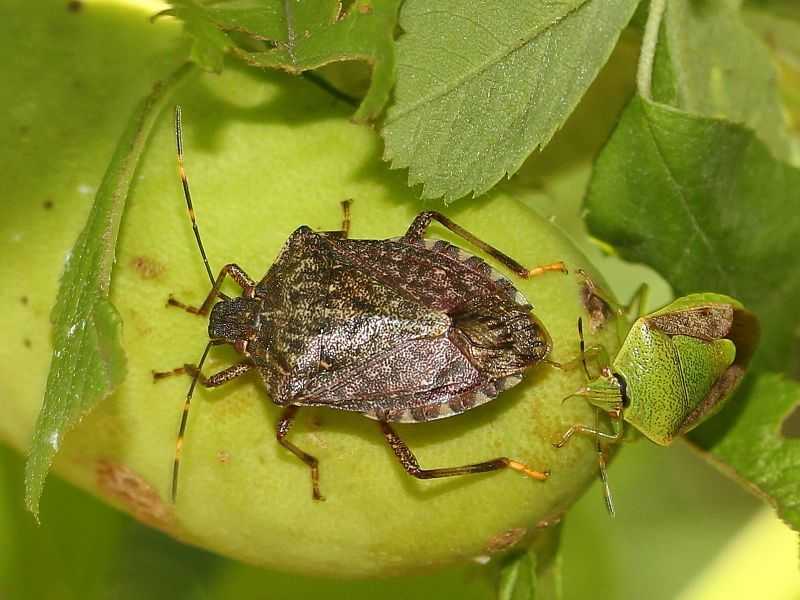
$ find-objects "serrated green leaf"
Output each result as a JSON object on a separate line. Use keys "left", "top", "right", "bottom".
{"left": 165, "top": 0, "right": 401, "bottom": 121}
{"left": 380, "top": 0, "right": 640, "bottom": 203}
{"left": 689, "top": 374, "right": 800, "bottom": 529}
{"left": 158, "top": 1, "right": 232, "bottom": 73}
{"left": 23, "top": 63, "right": 195, "bottom": 519}
{"left": 655, "top": 0, "right": 792, "bottom": 161}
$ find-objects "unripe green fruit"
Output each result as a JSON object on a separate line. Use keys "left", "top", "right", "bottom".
{"left": 0, "top": 39, "right": 620, "bottom": 581}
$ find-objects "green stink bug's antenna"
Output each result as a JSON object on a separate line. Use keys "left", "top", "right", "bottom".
{"left": 577, "top": 317, "right": 616, "bottom": 517}
{"left": 595, "top": 407, "right": 615, "bottom": 517}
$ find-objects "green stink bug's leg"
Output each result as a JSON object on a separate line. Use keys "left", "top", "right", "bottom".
{"left": 169, "top": 345, "right": 254, "bottom": 503}
{"left": 277, "top": 405, "right": 324, "bottom": 501}
{"left": 551, "top": 317, "right": 621, "bottom": 515}
{"left": 548, "top": 318, "right": 611, "bottom": 379}
{"left": 552, "top": 413, "right": 624, "bottom": 449}
{"left": 403, "top": 212, "right": 568, "bottom": 279}
{"left": 553, "top": 411, "right": 623, "bottom": 515}
{"left": 626, "top": 283, "right": 649, "bottom": 319}
{"left": 378, "top": 421, "right": 550, "bottom": 482}
{"left": 578, "top": 270, "right": 648, "bottom": 318}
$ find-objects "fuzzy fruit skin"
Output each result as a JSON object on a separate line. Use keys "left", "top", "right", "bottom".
{"left": 0, "top": 6, "right": 619, "bottom": 578}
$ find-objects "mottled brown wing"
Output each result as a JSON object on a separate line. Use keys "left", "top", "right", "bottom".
{"left": 328, "top": 236, "right": 550, "bottom": 376}
{"left": 291, "top": 336, "right": 485, "bottom": 414}
{"left": 329, "top": 237, "right": 526, "bottom": 312}
{"left": 251, "top": 228, "right": 451, "bottom": 404}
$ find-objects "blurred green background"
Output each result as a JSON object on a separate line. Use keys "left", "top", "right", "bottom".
{"left": 1, "top": 1, "right": 797, "bottom": 598}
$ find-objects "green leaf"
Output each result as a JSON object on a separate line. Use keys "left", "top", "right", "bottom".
{"left": 744, "top": 0, "right": 800, "bottom": 21}
{"left": 164, "top": 0, "right": 401, "bottom": 121}
{"left": 654, "top": 0, "right": 792, "bottom": 161}
{"left": 23, "top": 63, "right": 196, "bottom": 519}
{"left": 158, "top": 1, "right": 232, "bottom": 73}
{"left": 498, "top": 524, "right": 563, "bottom": 600}
{"left": 499, "top": 551, "right": 538, "bottom": 600}
{"left": 744, "top": 3, "right": 800, "bottom": 151}
{"left": 381, "top": 0, "right": 640, "bottom": 202}
{"left": 585, "top": 4, "right": 800, "bottom": 530}
{"left": 689, "top": 374, "right": 800, "bottom": 530}
{"left": 586, "top": 95, "right": 800, "bottom": 375}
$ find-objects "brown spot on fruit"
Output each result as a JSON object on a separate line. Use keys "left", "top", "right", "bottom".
{"left": 486, "top": 527, "right": 527, "bottom": 553}
{"left": 358, "top": 3, "right": 373, "bottom": 14}
{"left": 43, "top": 199, "right": 54, "bottom": 210}
{"left": 67, "top": 0, "right": 82, "bottom": 12}
{"left": 20, "top": 296, "right": 28, "bottom": 306}
{"left": 130, "top": 255, "right": 165, "bottom": 280}
{"left": 535, "top": 512, "right": 564, "bottom": 529}
{"left": 23, "top": 338, "right": 32, "bottom": 349}
{"left": 96, "top": 460, "right": 171, "bottom": 528}
{"left": 217, "top": 450, "right": 231, "bottom": 464}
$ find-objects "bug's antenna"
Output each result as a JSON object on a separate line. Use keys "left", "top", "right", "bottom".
{"left": 172, "top": 341, "right": 214, "bottom": 503}
{"left": 579, "top": 317, "right": 615, "bottom": 516}
{"left": 577, "top": 317, "right": 591, "bottom": 380}
{"left": 175, "top": 105, "right": 216, "bottom": 288}
{"left": 595, "top": 407, "right": 616, "bottom": 517}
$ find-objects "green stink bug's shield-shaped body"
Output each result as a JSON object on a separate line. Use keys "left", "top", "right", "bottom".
{"left": 565, "top": 293, "right": 759, "bottom": 444}
{"left": 555, "top": 290, "right": 759, "bottom": 513}
{"left": 614, "top": 295, "right": 757, "bottom": 444}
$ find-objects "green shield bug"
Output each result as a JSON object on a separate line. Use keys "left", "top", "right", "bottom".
{"left": 554, "top": 275, "right": 759, "bottom": 513}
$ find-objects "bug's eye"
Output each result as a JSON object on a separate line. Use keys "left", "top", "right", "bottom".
{"left": 614, "top": 373, "right": 630, "bottom": 408}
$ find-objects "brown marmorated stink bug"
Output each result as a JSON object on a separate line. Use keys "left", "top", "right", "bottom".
{"left": 154, "top": 107, "right": 567, "bottom": 502}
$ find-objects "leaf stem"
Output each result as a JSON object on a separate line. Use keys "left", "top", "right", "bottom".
{"left": 637, "top": 0, "right": 667, "bottom": 100}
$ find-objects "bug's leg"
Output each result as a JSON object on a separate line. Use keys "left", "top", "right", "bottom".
{"left": 625, "top": 283, "right": 649, "bottom": 319}
{"left": 578, "top": 269, "right": 649, "bottom": 319}
{"left": 153, "top": 360, "right": 252, "bottom": 384}
{"left": 167, "top": 263, "right": 256, "bottom": 316}
{"left": 547, "top": 318, "right": 610, "bottom": 377}
{"left": 379, "top": 421, "right": 549, "bottom": 482}
{"left": 339, "top": 198, "right": 352, "bottom": 238}
{"left": 546, "top": 346, "right": 608, "bottom": 374}
{"left": 552, "top": 409, "right": 624, "bottom": 449}
{"left": 276, "top": 405, "right": 324, "bottom": 501}
{"left": 320, "top": 198, "right": 353, "bottom": 239}
{"left": 403, "top": 212, "right": 568, "bottom": 279}
{"left": 170, "top": 344, "right": 254, "bottom": 502}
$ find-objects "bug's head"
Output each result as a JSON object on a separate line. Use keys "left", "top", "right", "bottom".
{"left": 565, "top": 367, "right": 627, "bottom": 415}
{"left": 208, "top": 297, "right": 262, "bottom": 355}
